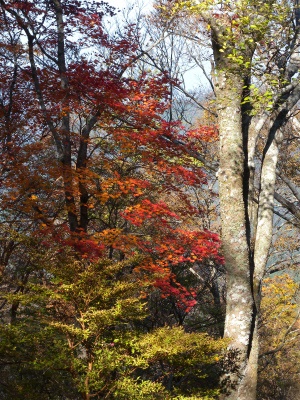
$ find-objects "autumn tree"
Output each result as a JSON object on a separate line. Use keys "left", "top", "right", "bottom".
{"left": 152, "top": 0, "right": 300, "bottom": 398}
{"left": 0, "top": 1, "right": 228, "bottom": 399}
{"left": 258, "top": 274, "right": 300, "bottom": 399}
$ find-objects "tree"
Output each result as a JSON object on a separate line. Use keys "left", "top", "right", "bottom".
{"left": 0, "top": 1, "right": 227, "bottom": 398}
{"left": 0, "top": 240, "right": 227, "bottom": 399}
{"left": 156, "top": 0, "right": 300, "bottom": 398}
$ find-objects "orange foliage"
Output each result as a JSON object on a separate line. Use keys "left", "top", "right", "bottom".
{"left": 0, "top": 0, "right": 222, "bottom": 313}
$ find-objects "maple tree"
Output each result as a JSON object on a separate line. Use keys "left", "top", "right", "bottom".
{"left": 2, "top": 1, "right": 300, "bottom": 399}
{"left": 0, "top": 1, "right": 227, "bottom": 399}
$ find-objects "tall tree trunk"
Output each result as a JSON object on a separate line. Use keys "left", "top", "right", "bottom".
{"left": 208, "top": 9, "right": 291, "bottom": 397}
{"left": 214, "top": 64, "right": 256, "bottom": 399}
{"left": 52, "top": 0, "right": 78, "bottom": 232}
{"left": 213, "top": 45, "right": 294, "bottom": 400}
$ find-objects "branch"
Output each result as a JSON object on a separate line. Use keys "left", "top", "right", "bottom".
{"left": 117, "top": 16, "right": 176, "bottom": 78}
{"left": 160, "top": 133, "right": 218, "bottom": 172}
{"left": 175, "top": 84, "right": 217, "bottom": 116}
{"left": 277, "top": 172, "right": 300, "bottom": 202}
{"left": 259, "top": 311, "right": 300, "bottom": 358}
{"left": 274, "top": 191, "right": 300, "bottom": 221}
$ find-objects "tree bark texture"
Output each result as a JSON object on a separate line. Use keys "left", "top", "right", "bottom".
{"left": 206, "top": 1, "right": 300, "bottom": 395}
{"left": 212, "top": 41, "right": 296, "bottom": 400}
{"left": 214, "top": 67, "right": 256, "bottom": 400}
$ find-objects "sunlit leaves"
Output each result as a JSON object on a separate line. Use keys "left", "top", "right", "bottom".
{"left": 0, "top": 1, "right": 225, "bottom": 398}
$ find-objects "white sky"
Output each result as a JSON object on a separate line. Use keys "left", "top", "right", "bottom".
{"left": 106, "top": 0, "right": 131, "bottom": 8}
{"left": 106, "top": 0, "right": 152, "bottom": 11}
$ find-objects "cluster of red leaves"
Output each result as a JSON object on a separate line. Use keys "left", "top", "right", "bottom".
{"left": 121, "top": 198, "right": 223, "bottom": 311}
{"left": 187, "top": 125, "right": 219, "bottom": 142}
{"left": 186, "top": 125, "right": 219, "bottom": 154}
{"left": 154, "top": 275, "right": 198, "bottom": 312}
{"left": 0, "top": 0, "right": 223, "bottom": 316}
{"left": 151, "top": 230, "right": 223, "bottom": 265}
{"left": 97, "top": 175, "right": 151, "bottom": 203}
{"left": 122, "top": 199, "right": 180, "bottom": 227}
{"left": 37, "top": 226, "right": 106, "bottom": 262}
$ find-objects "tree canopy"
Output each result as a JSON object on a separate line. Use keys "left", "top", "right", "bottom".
{"left": 0, "top": 1, "right": 300, "bottom": 399}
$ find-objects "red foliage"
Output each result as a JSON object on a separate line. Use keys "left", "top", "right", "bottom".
{"left": 0, "top": 0, "right": 223, "bottom": 314}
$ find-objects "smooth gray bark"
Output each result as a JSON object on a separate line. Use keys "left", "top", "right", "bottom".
{"left": 206, "top": 2, "right": 300, "bottom": 398}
